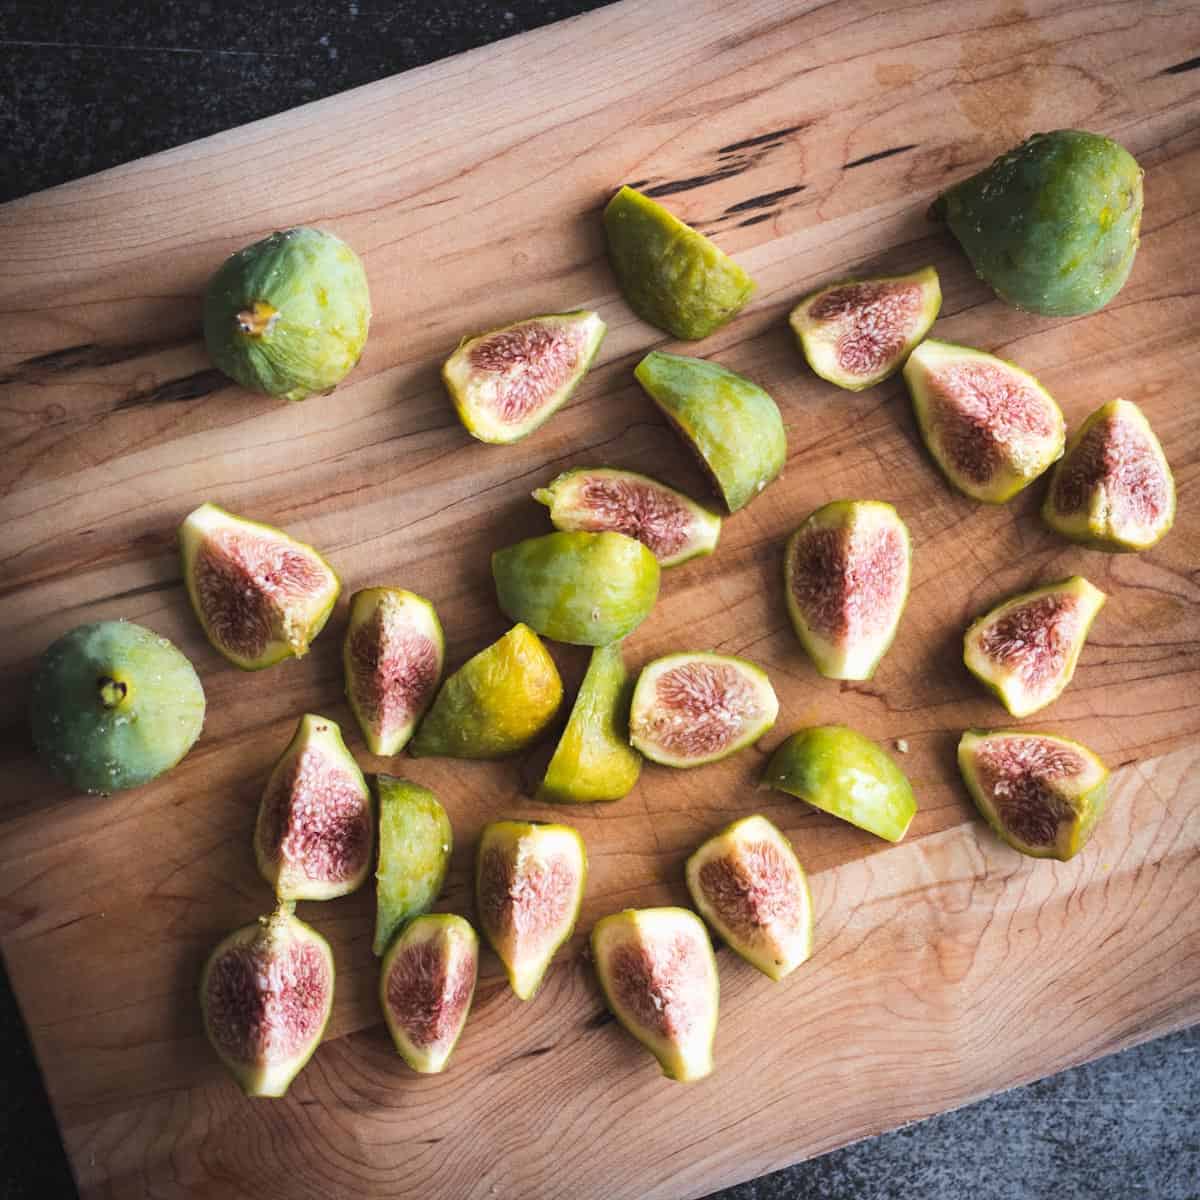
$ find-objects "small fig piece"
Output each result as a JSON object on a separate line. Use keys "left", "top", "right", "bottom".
{"left": 958, "top": 729, "right": 1110, "bottom": 860}
{"left": 789, "top": 267, "right": 941, "bottom": 391}
{"left": 475, "top": 820, "right": 587, "bottom": 1000}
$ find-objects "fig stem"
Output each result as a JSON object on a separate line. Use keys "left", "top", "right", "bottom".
{"left": 97, "top": 676, "right": 127, "bottom": 708}
{"left": 235, "top": 301, "right": 280, "bottom": 337}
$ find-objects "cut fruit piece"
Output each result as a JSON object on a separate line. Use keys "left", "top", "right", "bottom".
{"left": 603, "top": 185, "right": 756, "bottom": 340}
{"left": 254, "top": 714, "right": 373, "bottom": 902}
{"left": 1042, "top": 399, "right": 1175, "bottom": 552}
{"left": 534, "top": 467, "right": 721, "bottom": 567}
{"left": 442, "top": 311, "right": 607, "bottom": 444}
{"left": 902, "top": 339, "right": 1065, "bottom": 503}
{"left": 380, "top": 914, "right": 478, "bottom": 1073}
{"left": 634, "top": 351, "right": 786, "bottom": 512}
{"left": 789, "top": 266, "right": 941, "bottom": 391}
{"left": 686, "top": 815, "right": 812, "bottom": 981}
{"left": 475, "top": 820, "right": 587, "bottom": 1000}
{"left": 765, "top": 726, "right": 916, "bottom": 842}
{"left": 964, "top": 576, "right": 1105, "bottom": 718}
{"left": 629, "top": 652, "right": 779, "bottom": 768}
{"left": 200, "top": 904, "right": 335, "bottom": 1097}
{"left": 343, "top": 587, "right": 444, "bottom": 756}
{"left": 409, "top": 624, "right": 562, "bottom": 759}
{"left": 591, "top": 907, "right": 719, "bottom": 1082}
{"left": 958, "top": 729, "right": 1110, "bottom": 860}
{"left": 784, "top": 500, "right": 912, "bottom": 680}
{"left": 180, "top": 502, "right": 341, "bottom": 670}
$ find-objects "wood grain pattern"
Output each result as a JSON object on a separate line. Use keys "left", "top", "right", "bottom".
{"left": 1, "top": 0, "right": 1198, "bottom": 1196}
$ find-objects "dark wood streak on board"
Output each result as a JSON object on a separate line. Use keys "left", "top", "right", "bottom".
{"left": 1160, "top": 55, "right": 1200, "bottom": 75}
{"left": 115, "top": 368, "right": 227, "bottom": 409}
{"left": 643, "top": 166, "right": 749, "bottom": 197}
{"left": 718, "top": 124, "right": 809, "bottom": 155}
{"left": 724, "top": 186, "right": 806, "bottom": 214}
{"left": 736, "top": 212, "right": 776, "bottom": 228}
{"left": 844, "top": 144, "right": 918, "bottom": 169}
{"left": 0, "top": 337, "right": 197, "bottom": 386}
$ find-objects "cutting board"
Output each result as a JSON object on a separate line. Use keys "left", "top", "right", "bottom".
{"left": 2, "top": 0, "right": 1198, "bottom": 1196}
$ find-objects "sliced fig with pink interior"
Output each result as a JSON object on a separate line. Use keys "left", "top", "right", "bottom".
{"left": 475, "top": 820, "right": 587, "bottom": 1000}
{"left": 254, "top": 714, "right": 374, "bottom": 901}
{"left": 903, "top": 339, "right": 1065, "bottom": 502}
{"left": 1042, "top": 399, "right": 1175, "bottom": 552}
{"left": 963, "top": 576, "right": 1105, "bottom": 718}
{"left": 200, "top": 903, "right": 335, "bottom": 1097}
{"left": 789, "top": 266, "right": 941, "bottom": 391}
{"left": 180, "top": 502, "right": 341, "bottom": 670}
{"left": 442, "top": 311, "right": 606, "bottom": 444}
{"left": 958, "top": 729, "right": 1110, "bottom": 860}
{"left": 591, "top": 907, "right": 719, "bottom": 1082}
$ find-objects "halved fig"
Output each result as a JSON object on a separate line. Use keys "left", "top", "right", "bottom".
{"left": 784, "top": 500, "right": 912, "bottom": 680}
{"left": 902, "top": 339, "right": 1065, "bottom": 502}
{"left": 963, "top": 576, "right": 1105, "bottom": 718}
{"left": 628, "top": 652, "right": 779, "bottom": 768}
{"left": 1042, "top": 399, "right": 1175, "bottom": 552}
{"left": 442, "top": 311, "right": 606, "bottom": 444}
{"left": 409, "top": 624, "right": 562, "bottom": 759}
{"left": 200, "top": 903, "right": 334, "bottom": 1097}
{"left": 180, "top": 502, "right": 341, "bottom": 670}
{"left": 685, "top": 815, "right": 812, "bottom": 981}
{"left": 789, "top": 266, "right": 941, "bottom": 391}
{"left": 254, "top": 714, "right": 373, "bottom": 902}
{"left": 591, "top": 907, "right": 719, "bottom": 1082}
{"left": 533, "top": 467, "right": 721, "bottom": 567}
{"left": 958, "top": 729, "right": 1110, "bottom": 860}
{"left": 475, "top": 820, "right": 587, "bottom": 1000}
{"left": 380, "top": 913, "right": 478, "bottom": 1073}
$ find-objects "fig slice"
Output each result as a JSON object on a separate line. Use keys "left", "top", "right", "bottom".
{"left": 784, "top": 500, "right": 912, "bottom": 680}
{"left": 635, "top": 351, "right": 786, "bottom": 513}
{"left": 343, "top": 587, "right": 445, "bottom": 756}
{"left": 374, "top": 776, "right": 453, "bottom": 956}
{"left": 628, "top": 652, "right": 779, "bottom": 768}
{"left": 475, "top": 820, "right": 587, "bottom": 1000}
{"left": 200, "top": 903, "right": 335, "bottom": 1097}
{"left": 180, "top": 502, "right": 341, "bottom": 670}
{"left": 409, "top": 623, "right": 562, "bottom": 759}
{"left": 902, "top": 339, "right": 1065, "bottom": 503}
{"left": 254, "top": 714, "right": 374, "bottom": 902}
{"left": 789, "top": 266, "right": 941, "bottom": 391}
{"left": 1042, "top": 399, "right": 1175, "bottom": 552}
{"left": 765, "top": 725, "right": 916, "bottom": 843}
{"left": 685, "top": 815, "right": 812, "bottom": 981}
{"left": 533, "top": 467, "right": 721, "bottom": 567}
{"left": 591, "top": 907, "right": 719, "bottom": 1082}
{"left": 958, "top": 729, "right": 1110, "bottom": 860}
{"left": 380, "top": 913, "right": 478, "bottom": 1073}
{"left": 963, "top": 576, "right": 1105, "bottom": 718}
{"left": 442, "top": 311, "right": 606, "bottom": 444}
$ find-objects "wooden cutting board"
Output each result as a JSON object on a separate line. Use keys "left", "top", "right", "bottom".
{"left": 1, "top": 1, "right": 1198, "bottom": 1196}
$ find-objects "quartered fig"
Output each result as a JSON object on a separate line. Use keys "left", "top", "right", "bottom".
{"left": 200, "top": 903, "right": 335, "bottom": 1097}
{"left": 475, "top": 820, "right": 587, "bottom": 1000}
{"left": 180, "top": 502, "right": 341, "bottom": 670}
{"left": 534, "top": 467, "right": 721, "bottom": 567}
{"left": 344, "top": 587, "right": 445, "bottom": 756}
{"left": 789, "top": 266, "right": 941, "bottom": 391}
{"left": 1042, "top": 399, "right": 1175, "bottom": 552}
{"left": 784, "top": 500, "right": 911, "bottom": 680}
{"left": 603, "top": 185, "right": 755, "bottom": 340}
{"left": 254, "top": 714, "right": 374, "bottom": 902}
{"left": 963, "top": 576, "right": 1105, "bottom": 718}
{"left": 409, "top": 624, "right": 562, "bottom": 759}
{"left": 591, "top": 907, "right": 719, "bottom": 1082}
{"left": 765, "top": 725, "right": 916, "bottom": 843}
{"left": 958, "top": 729, "right": 1110, "bottom": 860}
{"left": 903, "top": 340, "right": 1065, "bottom": 503}
{"left": 443, "top": 311, "right": 606, "bottom": 444}
{"left": 686, "top": 815, "right": 812, "bottom": 981}
{"left": 492, "top": 530, "right": 660, "bottom": 646}
{"left": 634, "top": 351, "right": 786, "bottom": 512}
{"left": 537, "top": 642, "right": 642, "bottom": 804}
{"left": 380, "top": 914, "right": 478, "bottom": 1073}
{"left": 629, "top": 652, "right": 779, "bottom": 768}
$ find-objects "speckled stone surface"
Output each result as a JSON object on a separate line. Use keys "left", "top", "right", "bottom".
{"left": 1, "top": 4, "right": 1197, "bottom": 1199}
